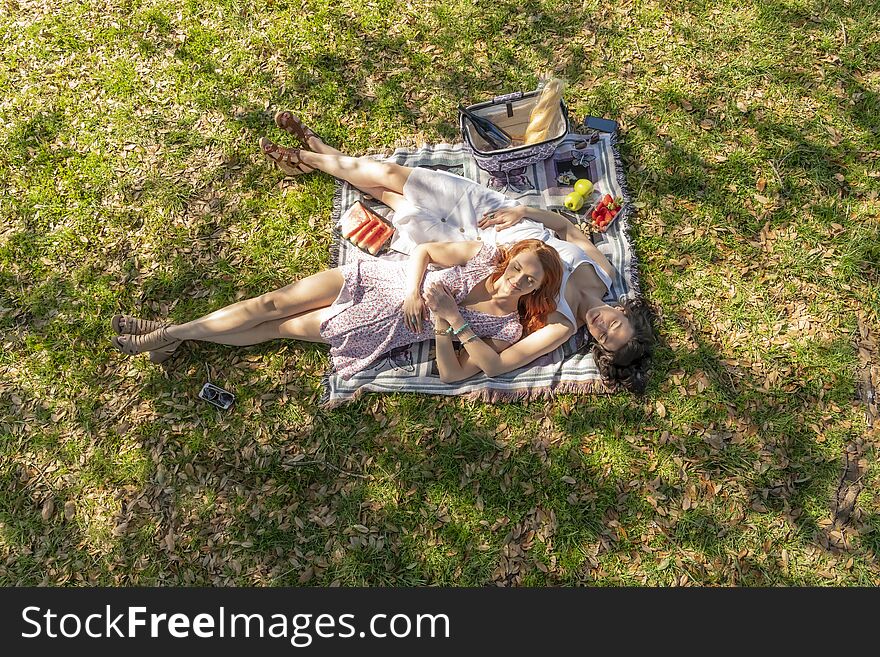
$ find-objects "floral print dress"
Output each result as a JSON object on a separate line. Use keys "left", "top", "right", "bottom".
{"left": 320, "top": 242, "right": 522, "bottom": 379}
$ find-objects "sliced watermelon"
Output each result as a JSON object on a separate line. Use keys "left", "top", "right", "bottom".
{"left": 339, "top": 203, "right": 358, "bottom": 234}
{"left": 357, "top": 221, "right": 385, "bottom": 249}
{"left": 377, "top": 223, "right": 395, "bottom": 248}
{"left": 341, "top": 203, "right": 371, "bottom": 237}
{"left": 342, "top": 212, "right": 371, "bottom": 239}
{"left": 348, "top": 216, "right": 378, "bottom": 244}
{"left": 366, "top": 224, "right": 394, "bottom": 255}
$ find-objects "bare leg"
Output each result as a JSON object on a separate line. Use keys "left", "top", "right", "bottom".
{"left": 196, "top": 309, "right": 328, "bottom": 346}
{"left": 297, "top": 150, "right": 412, "bottom": 211}
{"left": 302, "top": 140, "right": 407, "bottom": 210}
{"left": 167, "top": 269, "right": 343, "bottom": 341}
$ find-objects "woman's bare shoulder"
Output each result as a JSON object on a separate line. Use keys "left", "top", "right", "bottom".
{"left": 570, "top": 261, "right": 612, "bottom": 290}
{"left": 544, "top": 310, "right": 577, "bottom": 334}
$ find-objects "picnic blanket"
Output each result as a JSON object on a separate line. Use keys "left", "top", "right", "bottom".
{"left": 322, "top": 128, "right": 640, "bottom": 407}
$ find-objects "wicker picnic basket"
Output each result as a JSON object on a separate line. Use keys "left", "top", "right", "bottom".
{"left": 459, "top": 88, "right": 569, "bottom": 175}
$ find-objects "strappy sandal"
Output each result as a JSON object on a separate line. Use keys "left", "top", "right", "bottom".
{"left": 112, "top": 326, "right": 177, "bottom": 356}
{"left": 274, "top": 111, "right": 325, "bottom": 149}
{"left": 111, "top": 314, "right": 166, "bottom": 336}
{"left": 259, "top": 137, "right": 314, "bottom": 176}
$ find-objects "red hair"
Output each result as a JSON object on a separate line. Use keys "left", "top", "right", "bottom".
{"left": 490, "top": 239, "right": 562, "bottom": 335}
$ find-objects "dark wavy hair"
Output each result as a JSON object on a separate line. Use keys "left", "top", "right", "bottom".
{"left": 590, "top": 299, "right": 655, "bottom": 394}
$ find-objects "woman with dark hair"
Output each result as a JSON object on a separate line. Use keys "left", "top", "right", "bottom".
{"left": 111, "top": 238, "right": 563, "bottom": 383}
{"left": 587, "top": 299, "right": 654, "bottom": 393}
{"left": 259, "top": 112, "right": 654, "bottom": 391}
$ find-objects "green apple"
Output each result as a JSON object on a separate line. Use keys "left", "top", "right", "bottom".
{"left": 574, "top": 178, "right": 593, "bottom": 196}
{"left": 564, "top": 192, "right": 584, "bottom": 211}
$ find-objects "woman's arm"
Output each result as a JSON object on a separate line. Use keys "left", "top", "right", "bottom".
{"left": 404, "top": 241, "right": 483, "bottom": 332}
{"left": 425, "top": 283, "right": 574, "bottom": 382}
{"left": 439, "top": 321, "right": 575, "bottom": 382}
{"left": 432, "top": 316, "right": 476, "bottom": 383}
{"left": 479, "top": 206, "right": 617, "bottom": 282}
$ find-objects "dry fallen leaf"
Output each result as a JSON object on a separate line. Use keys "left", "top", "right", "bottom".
{"left": 756, "top": 177, "right": 766, "bottom": 192}
{"left": 63, "top": 501, "right": 75, "bottom": 521}
{"left": 298, "top": 566, "right": 314, "bottom": 584}
{"left": 41, "top": 498, "right": 54, "bottom": 521}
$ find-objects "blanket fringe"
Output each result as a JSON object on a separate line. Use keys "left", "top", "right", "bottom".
{"left": 321, "top": 182, "right": 349, "bottom": 407}
{"left": 607, "top": 129, "right": 642, "bottom": 301}
{"left": 462, "top": 379, "right": 612, "bottom": 404}
{"left": 321, "top": 379, "right": 614, "bottom": 409}
{"left": 329, "top": 181, "right": 346, "bottom": 269}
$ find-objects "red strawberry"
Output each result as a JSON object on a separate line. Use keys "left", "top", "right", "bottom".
{"left": 601, "top": 194, "right": 613, "bottom": 207}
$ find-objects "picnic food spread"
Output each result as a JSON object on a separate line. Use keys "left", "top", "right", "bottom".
{"left": 563, "top": 177, "right": 592, "bottom": 211}
{"left": 522, "top": 78, "right": 566, "bottom": 145}
{"left": 340, "top": 200, "right": 395, "bottom": 255}
{"left": 589, "top": 193, "right": 623, "bottom": 233}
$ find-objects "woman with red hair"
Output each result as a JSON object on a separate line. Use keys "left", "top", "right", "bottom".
{"left": 111, "top": 238, "right": 562, "bottom": 383}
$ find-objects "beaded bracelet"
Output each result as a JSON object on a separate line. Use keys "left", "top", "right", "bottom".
{"left": 462, "top": 333, "right": 481, "bottom": 344}
{"left": 434, "top": 326, "right": 453, "bottom": 336}
{"left": 452, "top": 321, "right": 472, "bottom": 336}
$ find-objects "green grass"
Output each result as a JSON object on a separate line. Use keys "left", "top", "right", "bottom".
{"left": 1, "top": 0, "right": 879, "bottom": 586}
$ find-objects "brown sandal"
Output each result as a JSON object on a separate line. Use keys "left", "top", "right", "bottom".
{"left": 259, "top": 137, "right": 314, "bottom": 176}
{"left": 111, "top": 314, "right": 166, "bottom": 336}
{"left": 112, "top": 326, "right": 177, "bottom": 356}
{"left": 274, "top": 111, "right": 324, "bottom": 149}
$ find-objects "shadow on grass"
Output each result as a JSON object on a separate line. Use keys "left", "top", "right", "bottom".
{"left": 554, "top": 312, "right": 866, "bottom": 584}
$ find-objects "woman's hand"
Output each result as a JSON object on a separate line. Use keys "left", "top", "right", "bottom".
{"left": 402, "top": 292, "right": 427, "bottom": 333}
{"left": 477, "top": 206, "right": 525, "bottom": 231}
{"left": 422, "top": 282, "right": 459, "bottom": 322}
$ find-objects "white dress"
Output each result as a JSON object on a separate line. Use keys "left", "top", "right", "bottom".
{"left": 388, "top": 167, "right": 613, "bottom": 327}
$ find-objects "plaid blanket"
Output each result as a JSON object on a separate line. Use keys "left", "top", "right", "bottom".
{"left": 322, "top": 129, "right": 639, "bottom": 406}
